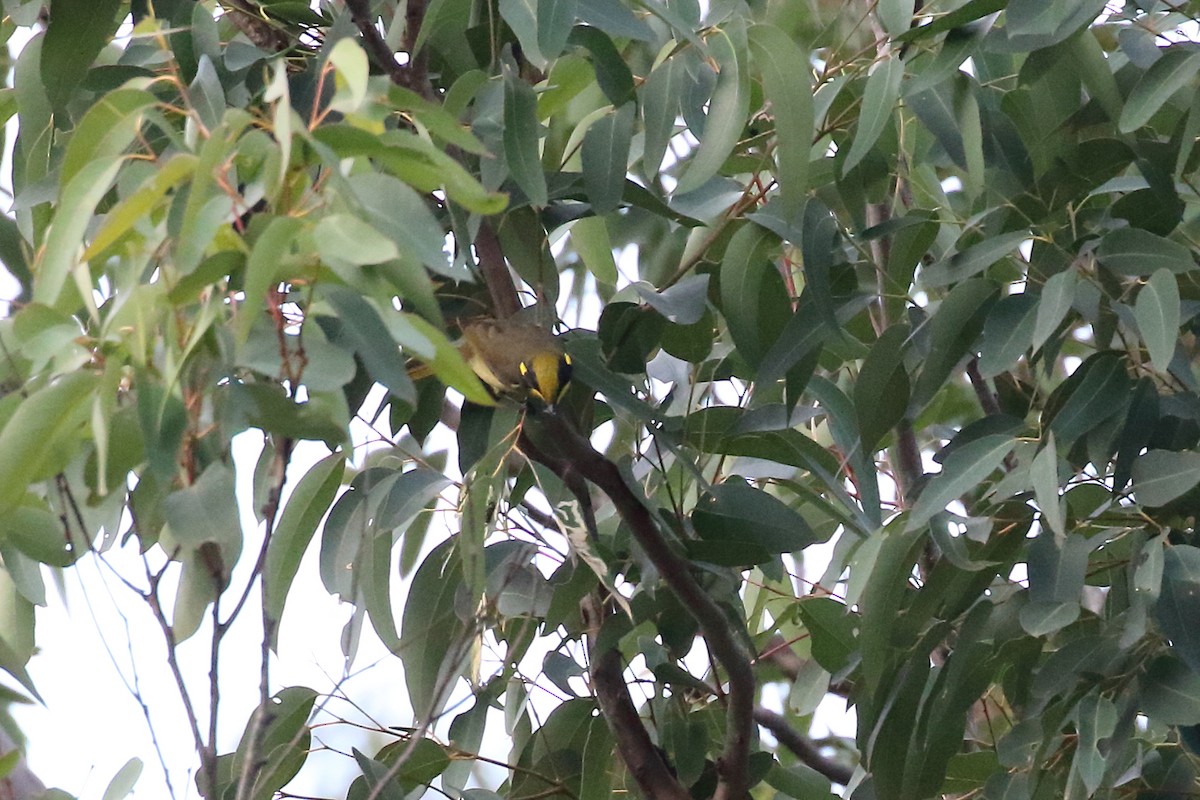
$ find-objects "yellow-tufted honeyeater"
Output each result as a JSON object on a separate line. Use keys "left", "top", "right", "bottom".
{"left": 413, "top": 318, "right": 573, "bottom": 409}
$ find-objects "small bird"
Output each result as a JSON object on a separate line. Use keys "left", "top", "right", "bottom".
{"left": 415, "top": 318, "right": 573, "bottom": 408}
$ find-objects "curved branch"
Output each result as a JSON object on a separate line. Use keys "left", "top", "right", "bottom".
{"left": 344, "top": 0, "right": 431, "bottom": 97}
{"left": 583, "top": 595, "right": 690, "bottom": 800}
{"left": 754, "top": 708, "right": 854, "bottom": 786}
{"left": 521, "top": 418, "right": 755, "bottom": 800}
{"left": 474, "top": 221, "right": 522, "bottom": 319}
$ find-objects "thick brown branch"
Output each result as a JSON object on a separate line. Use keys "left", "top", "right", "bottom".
{"left": 343, "top": 0, "right": 429, "bottom": 96}
{"left": 400, "top": 0, "right": 432, "bottom": 99}
{"left": 965, "top": 357, "right": 1001, "bottom": 417}
{"left": 474, "top": 221, "right": 522, "bottom": 319}
{"left": 583, "top": 595, "right": 690, "bottom": 800}
{"left": 521, "top": 418, "right": 755, "bottom": 800}
{"left": 754, "top": 708, "right": 854, "bottom": 786}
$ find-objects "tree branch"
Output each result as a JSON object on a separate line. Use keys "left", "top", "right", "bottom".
{"left": 521, "top": 418, "right": 755, "bottom": 800}
{"left": 966, "top": 357, "right": 1001, "bottom": 417}
{"left": 474, "top": 221, "right": 522, "bottom": 319}
{"left": 343, "top": 0, "right": 431, "bottom": 97}
{"left": 892, "top": 417, "right": 922, "bottom": 507}
{"left": 233, "top": 436, "right": 294, "bottom": 800}
{"left": 583, "top": 594, "right": 690, "bottom": 800}
{"left": 754, "top": 708, "right": 854, "bottom": 786}
{"left": 220, "top": 0, "right": 292, "bottom": 53}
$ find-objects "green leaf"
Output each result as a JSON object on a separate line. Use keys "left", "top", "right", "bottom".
{"left": 877, "top": 0, "right": 915, "bottom": 35}
{"left": 1135, "top": 268, "right": 1181, "bottom": 373}
{"left": 264, "top": 452, "right": 345, "bottom": 650}
{"left": 748, "top": 24, "right": 814, "bottom": 218}
{"left": 537, "top": 0, "right": 577, "bottom": 60}
{"left": 60, "top": 88, "right": 157, "bottom": 189}
{"left": 40, "top": 0, "right": 123, "bottom": 115}
{"left": 83, "top": 153, "right": 197, "bottom": 261}
{"left": 1027, "top": 531, "right": 1090, "bottom": 606}
{"left": 1133, "top": 450, "right": 1200, "bottom": 507}
{"left": 347, "top": 172, "right": 458, "bottom": 278}
{"left": 1030, "top": 434, "right": 1064, "bottom": 536}
{"left": 907, "top": 435, "right": 1014, "bottom": 531}
{"left": 101, "top": 758, "right": 143, "bottom": 800}
{"left": 226, "top": 384, "right": 347, "bottom": 446}
{"left": 911, "top": 278, "right": 997, "bottom": 409}
{"left": 576, "top": 0, "right": 655, "bottom": 41}
{"left": 499, "top": 0, "right": 545, "bottom": 66}
{"left": 689, "top": 478, "right": 820, "bottom": 565}
{"left": 232, "top": 686, "right": 317, "bottom": 800}
{"left": 503, "top": 61, "right": 549, "bottom": 206}
{"left": 1096, "top": 228, "right": 1195, "bottom": 276}
{"left": 1156, "top": 545, "right": 1200, "bottom": 674}
{"left": 1071, "top": 694, "right": 1116, "bottom": 795}
{"left": 894, "top": 0, "right": 1004, "bottom": 43}
{"left": 567, "top": 26, "right": 635, "bottom": 107}
{"left": 413, "top": 0, "right": 474, "bottom": 70}
{"left": 188, "top": 55, "right": 224, "bottom": 130}
{"left": 907, "top": 76, "right": 969, "bottom": 169}
{"left": 401, "top": 539, "right": 470, "bottom": 719}
{"left": 0, "top": 503, "right": 76, "bottom": 567}
{"left": 676, "top": 26, "right": 750, "bottom": 194}
{"left": 687, "top": 421, "right": 841, "bottom": 478}
{"left": 404, "top": 314, "right": 493, "bottom": 405}
{"left": 163, "top": 463, "right": 241, "bottom": 554}
{"left": 797, "top": 597, "right": 858, "bottom": 673}
{"left": 978, "top": 293, "right": 1038, "bottom": 377}
{"left": 856, "top": 323, "right": 910, "bottom": 454}
{"left": 640, "top": 55, "right": 680, "bottom": 179}
{"left": 755, "top": 292, "right": 834, "bottom": 387}
{"left": 1046, "top": 352, "right": 1129, "bottom": 446}
{"left": 1120, "top": 48, "right": 1200, "bottom": 133}
{"left": 720, "top": 222, "right": 784, "bottom": 368}
{"left": 1142, "top": 656, "right": 1200, "bottom": 725}
{"left": 0, "top": 372, "right": 97, "bottom": 513}
{"left": 315, "top": 214, "right": 401, "bottom": 267}
{"left": 312, "top": 125, "right": 508, "bottom": 214}
{"left": 764, "top": 760, "right": 834, "bottom": 799}
{"left": 581, "top": 101, "right": 634, "bottom": 214}
{"left": 1031, "top": 269, "right": 1077, "bottom": 352}
{"left": 388, "top": 86, "right": 488, "bottom": 155}
{"left": 919, "top": 230, "right": 1029, "bottom": 288}
{"left": 362, "top": 468, "right": 454, "bottom": 652}
{"left": 881, "top": 210, "right": 938, "bottom": 322}
{"left": 843, "top": 55, "right": 903, "bottom": 176}
{"left": 569, "top": 216, "right": 618, "bottom": 285}
{"left": 33, "top": 156, "right": 124, "bottom": 307}
{"left": 322, "top": 286, "right": 416, "bottom": 405}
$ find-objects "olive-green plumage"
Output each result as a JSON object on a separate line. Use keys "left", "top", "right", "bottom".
{"left": 414, "top": 318, "right": 572, "bottom": 407}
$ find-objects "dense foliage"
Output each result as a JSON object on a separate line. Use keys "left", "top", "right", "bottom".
{"left": 6, "top": 0, "right": 1200, "bottom": 797}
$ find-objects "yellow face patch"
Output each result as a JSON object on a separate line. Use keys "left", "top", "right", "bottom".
{"left": 519, "top": 352, "right": 571, "bottom": 405}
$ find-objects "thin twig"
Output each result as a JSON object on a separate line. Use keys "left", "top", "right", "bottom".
{"left": 234, "top": 436, "right": 295, "bottom": 800}
{"left": 142, "top": 560, "right": 208, "bottom": 763}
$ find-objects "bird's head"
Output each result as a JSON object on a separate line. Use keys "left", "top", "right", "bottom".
{"left": 519, "top": 351, "right": 572, "bottom": 408}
